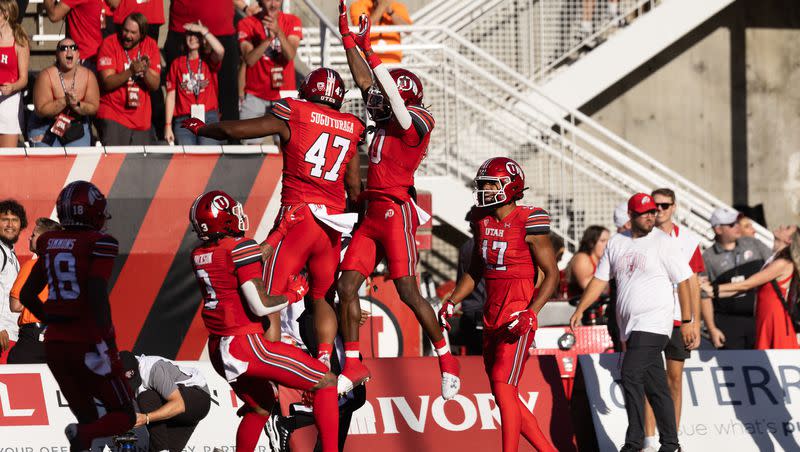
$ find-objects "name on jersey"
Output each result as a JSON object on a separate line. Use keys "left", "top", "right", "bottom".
{"left": 484, "top": 228, "right": 505, "bottom": 238}
{"left": 310, "top": 112, "right": 354, "bottom": 133}
{"left": 194, "top": 253, "right": 213, "bottom": 266}
{"left": 47, "top": 238, "right": 75, "bottom": 250}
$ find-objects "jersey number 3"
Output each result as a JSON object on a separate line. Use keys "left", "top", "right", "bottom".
{"left": 304, "top": 132, "right": 351, "bottom": 181}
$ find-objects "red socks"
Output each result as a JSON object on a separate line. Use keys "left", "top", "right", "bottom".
{"left": 236, "top": 411, "right": 270, "bottom": 452}
{"left": 344, "top": 341, "right": 360, "bottom": 368}
{"left": 433, "top": 338, "right": 459, "bottom": 375}
{"left": 313, "top": 386, "right": 340, "bottom": 452}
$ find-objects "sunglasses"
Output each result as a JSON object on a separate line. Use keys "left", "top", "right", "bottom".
{"left": 656, "top": 202, "right": 673, "bottom": 210}
{"left": 57, "top": 44, "right": 79, "bottom": 52}
{"left": 632, "top": 209, "right": 657, "bottom": 217}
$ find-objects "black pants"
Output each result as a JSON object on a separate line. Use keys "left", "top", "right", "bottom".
{"left": 458, "top": 310, "right": 484, "bottom": 355}
{"left": 715, "top": 313, "right": 755, "bottom": 349}
{"left": 7, "top": 324, "right": 46, "bottom": 364}
{"left": 137, "top": 385, "right": 211, "bottom": 452}
{"left": 164, "top": 30, "right": 240, "bottom": 123}
{"left": 621, "top": 331, "right": 678, "bottom": 452}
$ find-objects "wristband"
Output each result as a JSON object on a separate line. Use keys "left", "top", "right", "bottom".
{"left": 145, "top": 413, "right": 150, "bottom": 424}
{"left": 365, "top": 52, "right": 382, "bottom": 69}
{"left": 342, "top": 33, "right": 356, "bottom": 50}
{"left": 681, "top": 319, "right": 692, "bottom": 324}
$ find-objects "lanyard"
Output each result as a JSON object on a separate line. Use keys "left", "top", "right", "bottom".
{"left": 123, "top": 47, "right": 141, "bottom": 68}
{"left": 58, "top": 68, "right": 77, "bottom": 112}
{"left": 185, "top": 56, "right": 203, "bottom": 99}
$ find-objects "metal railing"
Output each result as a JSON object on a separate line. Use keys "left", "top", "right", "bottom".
{"left": 293, "top": 10, "right": 774, "bottom": 248}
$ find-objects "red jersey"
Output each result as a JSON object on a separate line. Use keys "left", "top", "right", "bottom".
{"left": 471, "top": 205, "right": 551, "bottom": 280}
{"left": 362, "top": 106, "right": 434, "bottom": 202}
{"left": 191, "top": 236, "right": 265, "bottom": 337}
{"left": 34, "top": 230, "right": 118, "bottom": 343}
{"left": 237, "top": 13, "right": 303, "bottom": 101}
{"left": 0, "top": 45, "right": 18, "bottom": 84}
{"left": 112, "top": 0, "right": 164, "bottom": 25}
{"left": 166, "top": 54, "right": 220, "bottom": 116}
{"left": 271, "top": 98, "right": 365, "bottom": 212}
{"left": 169, "top": 0, "right": 234, "bottom": 35}
{"left": 96, "top": 35, "right": 161, "bottom": 130}
{"left": 62, "top": 0, "right": 104, "bottom": 60}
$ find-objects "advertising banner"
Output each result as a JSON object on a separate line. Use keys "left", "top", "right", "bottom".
{"left": 578, "top": 350, "right": 800, "bottom": 451}
{"left": 1, "top": 356, "right": 574, "bottom": 450}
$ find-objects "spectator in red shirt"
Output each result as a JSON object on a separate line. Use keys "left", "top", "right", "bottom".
{"left": 43, "top": 0, "right": 104, "bottom": 69}
{"left": 164, "top": 21, "right": 224, "bottom": 145}
{"left": 96, "top": 12, "right": 160, "bottom": 145}
{"left": 165, "top": 0, "right": 240, "bottom": 125}
{"left": 237, "top": 0, "right": 301, "bottom": 144}
{"left": 0, "top": 0, "right": 28, "bottom": 148}
{"left": 106, "top": 0, "right": 163, "bottom": 41}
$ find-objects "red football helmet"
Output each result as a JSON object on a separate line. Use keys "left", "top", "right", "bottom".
{"left": 56, "top": 180, "right": 110, "bottom": 230}
{"left": 298, "top": 68, "right": 345, "bottom": 110}
{"left": 473, "top": 157, "right": 527, "bottom": 207}
{"left": 366, "top": 68, "right": 424, "bottom": 121}
{"left": 190, "top": 190, "right": 249, "bottom": 241}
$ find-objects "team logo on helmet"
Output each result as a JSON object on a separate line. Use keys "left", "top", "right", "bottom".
{"left": 506, "top": 161, "right": 521, "bottom": 176}
{"left": 210, "top": 195, "right": 230, "bottom": 218}
{"left": 87, "top": 185, "right": 102, "bottom": 205}
{"left": 316, "top": 81, "right": 326, "bottom": 91}
{"left": 396, "top": 75, "right": 418, "bottom": 95}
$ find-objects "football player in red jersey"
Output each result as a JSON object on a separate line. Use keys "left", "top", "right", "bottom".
{"left": 183, "top": 68, "right": 364, "bottom": 368}
{"left": 189, "top": 190, "right": 340, "bottom": 452}
{"left": 19, "top": 181, "right": 135, "bottom": 452}
{"left": 438, "top": 158, "right": 560, "bottom": 452}
{"left": 336, "top": 1, "right": 461, "bottom": 398}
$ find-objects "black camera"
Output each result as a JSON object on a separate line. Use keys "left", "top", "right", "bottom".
{"left": 113, "top": 431, "right": 138, "bottom": 451}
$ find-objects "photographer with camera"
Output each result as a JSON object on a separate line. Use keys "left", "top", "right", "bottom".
{"left": 120, "top": 352, "right": 211, "bottom": 452}
{"left": 29, "top": 38, "right": 98, "bottom": 147}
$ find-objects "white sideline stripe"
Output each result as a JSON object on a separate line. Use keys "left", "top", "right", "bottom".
{"left": 253, "top": 179, "right": 283, "bottom": 243}
{"left": 49, "top": 153, "right": 102, "bottom": 220}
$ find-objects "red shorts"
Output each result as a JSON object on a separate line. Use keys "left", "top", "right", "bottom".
{"left": 483, "top": 278, "right": 535, "bottom": 330}
{"left": 264, "top": 205, "right": 342, "bottom": 299}
{"left": 340, "top": 199, "right": 419, "bottom": 280}
{"left": 45, "top": 340, "right": 134, "bottom": 423}
{"left": 208, "top": 333, "right": 328, "bottom": 409}
{"left": 483, "top": 327, "right": 535, "bottom": 386}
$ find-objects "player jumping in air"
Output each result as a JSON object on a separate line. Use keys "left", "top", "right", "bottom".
{"left": 439, "top": 158, "right": 560, "bottom": 452}
{"left": 336, "top": 1, "right": 461, "bottom": 398}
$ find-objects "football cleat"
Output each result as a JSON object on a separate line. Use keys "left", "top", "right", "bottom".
{"left": 337, "top": 360, "right": 371, "bottom": 395}
{"left": 442, "top": 372, "right": 461, "bottom": 400}
{"left": 264, "top": 411, "right": 281, "bottom": 451}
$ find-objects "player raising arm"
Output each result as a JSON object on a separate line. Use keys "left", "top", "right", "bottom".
{"left": 438, "top": 158, "right": 559, "bottom": 452}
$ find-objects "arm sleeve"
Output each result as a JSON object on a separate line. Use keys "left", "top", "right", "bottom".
{"left": 407, "top": 105, "right": 435, "bottom": 140}
{"left": 525, "top": 208, "right": 550, "bottom": 235}
{"left": 270, "top": 98, "right": 292, "bottom": 121}
{"left": 594, "top": 248, "right": 611, "bottom": 282}
{"left": 372, "top": 64, "right": 413, "bottom": 129}
{"left": 232, "top": 239, "right": 263, "bottom": 285}
{"left": 89, "top": 236, "right": 119, "bottom": 280}
{"left": 149, "top": 361, "right": 181, "bottom": 399}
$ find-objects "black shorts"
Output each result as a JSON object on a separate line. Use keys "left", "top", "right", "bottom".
{"left": 664, "top": 326, "right": 690, "bottom": 361}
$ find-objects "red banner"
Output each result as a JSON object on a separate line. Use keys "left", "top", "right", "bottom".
{"left": 280, "top": 356, "right": 576, "bottom": 451}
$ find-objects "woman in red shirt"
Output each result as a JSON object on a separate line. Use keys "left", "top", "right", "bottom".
{"left": 164, "top": 21, "right": 224, "bottom": 145}
{"left": 0, "top": 0, "right": 28, "bottom": 147}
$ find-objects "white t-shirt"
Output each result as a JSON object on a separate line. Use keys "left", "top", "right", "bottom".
{"left": 0, "top": 241, "right": 20, "bottom": 342}
{"left": 595, "top": 228, "right": 693, "bottom": 341}
{"left": 669, "top": 224, "right": 703, "bottom": 321}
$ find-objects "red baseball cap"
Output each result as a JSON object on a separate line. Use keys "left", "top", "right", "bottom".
{"left": 628, "top": 193, "right": 657, "bottom": 214}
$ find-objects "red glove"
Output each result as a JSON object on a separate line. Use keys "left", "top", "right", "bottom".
{"left": 507, "top": 310, "right": 537, "bottom": 338}
{"left": 354, "top": 13, "right": 373, "bottom": 53}
{"left": 264, "top": 205, "right": 305, "bottom": 250}
{"left": 339, "top": 0, "right": 356, "bottom": 49}
{"left": 438, "top": 299, "right": 455, "bottom": 332}
{"left": 181, "top": 117, "right": 206, "bottom": 136}
{"left": 286, "top": 274, "right": 309, "bottom": 303}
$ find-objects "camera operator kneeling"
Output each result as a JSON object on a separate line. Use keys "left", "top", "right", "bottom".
{"left": 120, "top": 351, "right": 211, "bottom": 452}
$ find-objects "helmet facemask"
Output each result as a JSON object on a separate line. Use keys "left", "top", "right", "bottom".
{"left": 366, "top": 86, "right": 392, "bottom": 122}
{"left": 231, "top": 202, "right": 249, "bottom": 234}
{"left": 473, "top": 176, "right": 510, "bottom": 207}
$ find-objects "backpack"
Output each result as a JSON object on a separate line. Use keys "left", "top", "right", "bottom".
{"left": 772, "top": 274, "right": 800, "bottom": 333}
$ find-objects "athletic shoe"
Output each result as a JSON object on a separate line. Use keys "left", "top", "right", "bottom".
{"left": 337, "top": 360, "right": 371, "bottom": 395}
{"left": 276, "top": 416, "right": 292, "bottom": 451}
{"left": 442, "top": 372, "right": 461, "bottom": 400}
{"left": 64, "top": 424, "right": 88, "bottom": 452}
{"left": 265, "top": 412, "right": 281, "bottom": 451}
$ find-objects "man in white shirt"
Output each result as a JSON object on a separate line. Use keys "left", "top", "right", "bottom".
{"left": 0, "top": 200, "right": 27, "bottom": 364}
{"left": 571, "top": 193, "right": 696, "bottom": 452}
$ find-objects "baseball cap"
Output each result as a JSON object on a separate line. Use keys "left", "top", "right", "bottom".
{"left": 710, "top": 207, "right": 739, "bottom": 227}
{"left": 119, "top": 351, "right": 142, "bottom": 391}
{"left": 613, "top": 202, "right": 629, "bottom": 228}
{"left": 627, "top": 193, "right": 657, "bottom": 214}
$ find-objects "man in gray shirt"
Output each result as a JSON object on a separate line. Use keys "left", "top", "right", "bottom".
{"left": 121, "top": 352, "right": 211, "bottom": 452}
{"left": 701, "top": 208, "right": 772, "bottom": 349}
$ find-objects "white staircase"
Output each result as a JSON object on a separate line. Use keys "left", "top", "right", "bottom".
{"left": 539, "top": 0, "right": 736, "bottom": 111}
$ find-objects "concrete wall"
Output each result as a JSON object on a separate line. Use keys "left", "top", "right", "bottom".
{"left": 582, "top": 0, "right": 800, "bottom": 228}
